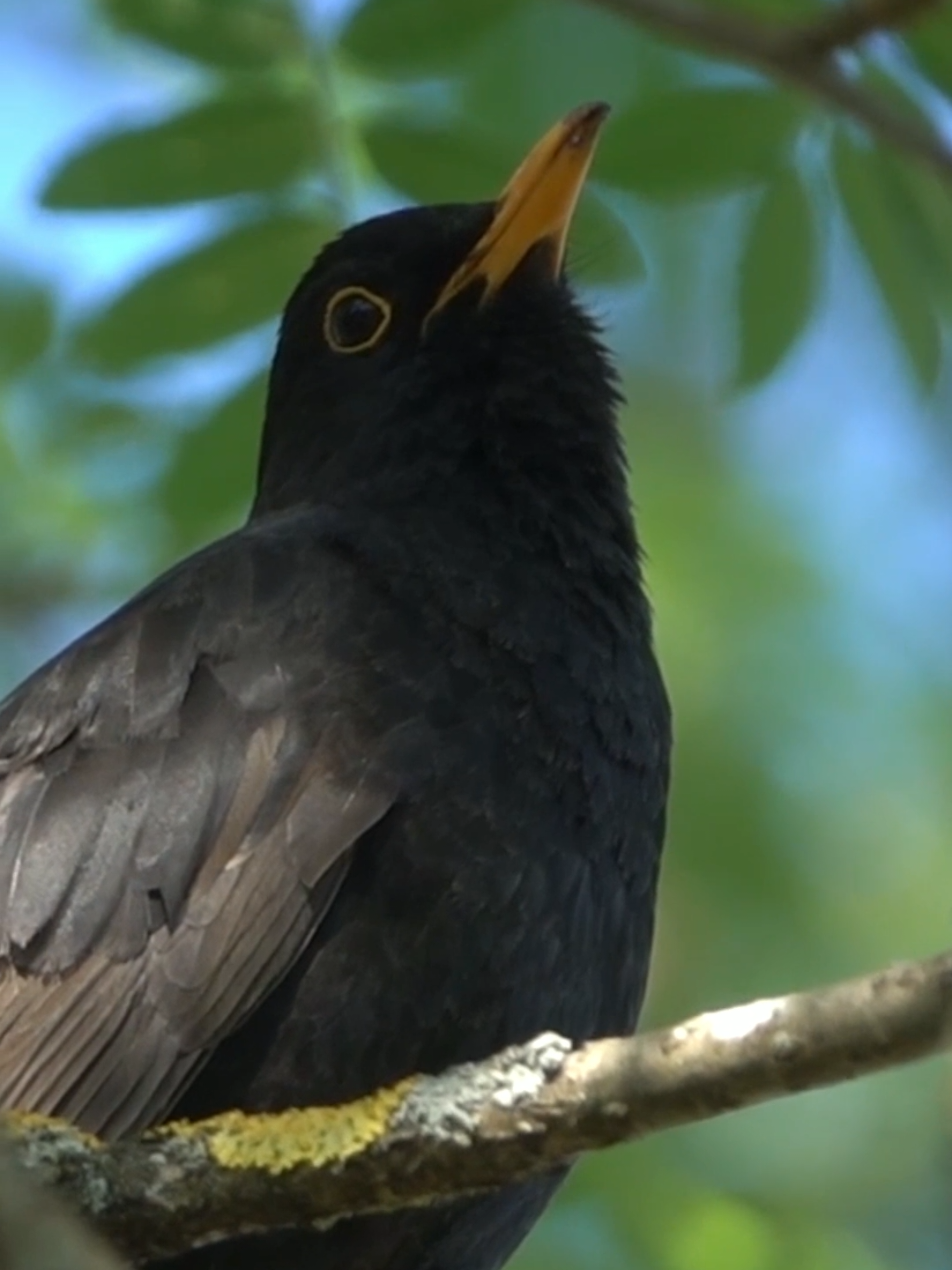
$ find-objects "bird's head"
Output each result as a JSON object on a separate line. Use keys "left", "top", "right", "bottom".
{"left": 255, "top": 103, "right": 622, "bottom": 515}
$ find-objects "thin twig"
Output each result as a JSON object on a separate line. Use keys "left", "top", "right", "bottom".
{"left": 9, "top": 949, "right": 952, "bottom": 1263}
{"left": 581, "top": 0, "right": 952, "bottom": 183}
{"left": 780, "top": 0, "right": 941, "bottom": 60}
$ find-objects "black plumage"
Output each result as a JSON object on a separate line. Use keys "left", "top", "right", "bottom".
{"left": 0, "top": 104, "right": 670, "bottom": 1269}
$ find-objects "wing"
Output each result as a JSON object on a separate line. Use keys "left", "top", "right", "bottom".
{"left": 0, "top": 513, "right": 397, "bottom": 1138}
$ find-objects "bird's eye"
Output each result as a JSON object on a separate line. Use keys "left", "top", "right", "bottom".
{"left": 324, "top": 286, "right": 392, "bottom": 354}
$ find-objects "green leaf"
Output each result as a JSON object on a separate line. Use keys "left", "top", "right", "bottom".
{"left": 75, "top": 212, "right": 335, "bottom": 371}
{"left": 569, "top": 194, "right": 645, "bottom": 285}
{"left": 49, "top": 401, "right": 145, "bottom": 454}
{"left": 163, "top": 373, "right": 265, "bottom": 549}
{"left": 665, "top": 1195, "right": 780, "bottom": 1270}
{"left": 859, "top": 64, "right": 936, "bottom": 132}
{"left": 706, "top": 0, "right": 823, "bottom": 14}
{"left": 460, "top": 1, "right": 664, "bottom": 149}
{"left": 907, "top": 8, "right": 952, "bottom": 100}
{"left": 0, "top": 276, "right": 54, "bottom": 377}
{"left": 736, "top": 167, "right": 816, "bottom": 387}
{"left": 342, "top": 0, "right": 519, "bottom": 75}
{"left": 832, "top": 137, "right": 952, "bottom": 317}
{"left": 42, "top": 90, "right": 322, "bottom": 210}
{"left": 364, "top": 119, "right": 508, "bottom": 204}
{"left": 878, "top": 157, "right": 952, "bottom": 311}
{"left": 100, "top": 0, "right": 301, "bottom": 69}
{"left": 834, "top": 136, "right": 942, "bottom": 388}
{"left": 597, "top": 88, "right": 803, "bottom": 201}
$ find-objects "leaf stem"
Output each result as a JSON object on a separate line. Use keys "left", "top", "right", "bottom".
{"left": 296, "top": 2, "right": 360, "bottom": 223}
{"left": 580, "top": 0, "right": 952, "bottom": 184}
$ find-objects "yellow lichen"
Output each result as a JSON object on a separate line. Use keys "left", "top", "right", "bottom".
{"left": 158, "top": 1077, "right": 419, "bottom": 1175}
{"left": 4, "top": 1109, "right": 103, "bottom": 1150}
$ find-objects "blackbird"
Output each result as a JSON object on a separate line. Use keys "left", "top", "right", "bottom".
{"left": 0, "top": 103, "right": 670, "bottom": 1269}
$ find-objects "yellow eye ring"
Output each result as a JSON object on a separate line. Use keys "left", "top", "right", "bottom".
{"left": 323, "top": 286, "right": 392, "bottom": 354}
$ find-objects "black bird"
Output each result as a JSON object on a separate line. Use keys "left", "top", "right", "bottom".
{"left": 0, "top": 104, "right": 670, "bottom": 1269}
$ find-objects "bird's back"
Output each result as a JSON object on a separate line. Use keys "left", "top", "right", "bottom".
{"left": 0, "top": 480, "right": 667, "bottom": 1270}
{"left": 162, "top": 491, "right": 669, "bottom": 1270}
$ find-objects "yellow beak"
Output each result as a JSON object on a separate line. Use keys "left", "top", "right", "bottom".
{"left": 428, "top": 101, "right": 610, "bottom": 319}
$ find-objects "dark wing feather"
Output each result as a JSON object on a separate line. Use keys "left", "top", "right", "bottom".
{"left": 0, "top": 515, "right": 397, "bottom": 1138}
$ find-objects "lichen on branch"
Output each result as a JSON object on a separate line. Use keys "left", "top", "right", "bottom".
{"left": 7, "top": 951, "right": 952, "bottom": 1263}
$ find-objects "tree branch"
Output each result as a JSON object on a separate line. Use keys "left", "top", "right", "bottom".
{"left": 579, "top": 0, "right": 952, "bottom": 183}
{"left": 778, "top": 0, "right": 939, "bottom": 61}
{"left": 9, "top": 949, "right": 952, "bottom": 1263}
{"left": 0, "top": 1140, "right": 126, "bottom": 1270}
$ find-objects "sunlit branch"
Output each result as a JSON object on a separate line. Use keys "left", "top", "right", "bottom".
{"left": 9, "top": 949, "right": 952, "bottom": 1263}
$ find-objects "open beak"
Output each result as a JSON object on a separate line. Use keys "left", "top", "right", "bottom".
{"left": 427, "top": 101, "right": 610, "bottom": 320}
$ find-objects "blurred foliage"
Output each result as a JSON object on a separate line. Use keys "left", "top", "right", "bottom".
{"left": 1, "top": 0, "right": 952, "bottom": 1268}
{"left": 75, "top": 211, "right": 337, "bottom": 368}
{"left": 41, "top": 86, "right": 325, "bottom": 208}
